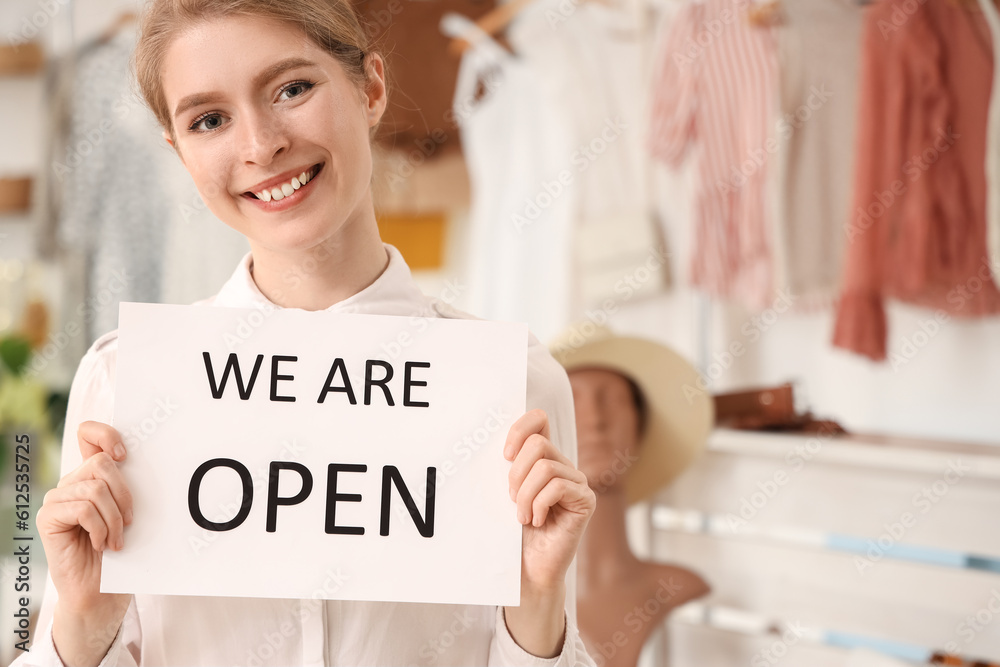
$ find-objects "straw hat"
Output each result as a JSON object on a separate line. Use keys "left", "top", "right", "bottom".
{"left": 550, "top": 326, "right": 714, "bottom": 504}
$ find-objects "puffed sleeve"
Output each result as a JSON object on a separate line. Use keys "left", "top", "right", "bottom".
{"left": 831, "top": 0, "right": 914, "bottom": 360}
{"left": 649, "top": 1, "right": 703, "bottom": 167}
{"left": 486, "top": 337, "right": 597, "bottom": 666}
{"left": 490, "top": 606, "right": 596, "bottom": 666}
{"left": 9, "top": 332, "right": 142, "bottom": 667}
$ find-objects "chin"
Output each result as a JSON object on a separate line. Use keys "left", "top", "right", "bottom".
{"left": 247, "top": 218, "right": 338, "bottom": 252}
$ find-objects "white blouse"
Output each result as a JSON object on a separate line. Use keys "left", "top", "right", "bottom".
{"left": 14, "top": 244, "right": 596, "bottom": 666}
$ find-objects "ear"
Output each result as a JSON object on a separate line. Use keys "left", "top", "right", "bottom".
{"left": 363, "top": 53, "right": 388, "bottom": 128}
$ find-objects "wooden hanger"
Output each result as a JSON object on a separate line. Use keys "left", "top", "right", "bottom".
{"left": 446, "top": 0, "right": 533, "bottom": 57}
{"left": 746, "top": 0, "right": 784, "bottom": 26}
{"left": 446, "top": 0, "right": 613, "bottom": 57}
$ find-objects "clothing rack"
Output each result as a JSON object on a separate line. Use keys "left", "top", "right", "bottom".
{"left": 445, "top": 0, "right": 620, "bottom": 56}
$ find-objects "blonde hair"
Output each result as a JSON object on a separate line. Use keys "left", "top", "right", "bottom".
{"left": 133, "top": 0, "right": 386, "bottom": 144}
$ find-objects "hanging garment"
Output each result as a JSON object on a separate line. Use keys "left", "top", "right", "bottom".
{"left": 649, "top": 0, "right": 780, "bottom": 310}
{"left": 832, "top": 0, "right": 1000, "bottom": 361}
{"left": 510, "top": 0, "right": 668, "bottom": 312}
{"left": 980, "top": 0, "right": 1000, "bottom": 289}
{"left": 32, "top": 44, "right": 92, "bottom": 381}
{"left": 771, "top": 0, "right": 864, "bottom": 305}
{"left": 442, "top": 13, "right": 574, "bottom": 345}
{"left": 352, "top": 0, "right": 496, "bottom": 159}
{"left": 34, "top": 46, "right": 74, "bottom": 262}
{"left": 56, "top": 27, "right": 168, "bottom": 347}
{"left": 49, "top": 22, "right": 249, "bottom": 348}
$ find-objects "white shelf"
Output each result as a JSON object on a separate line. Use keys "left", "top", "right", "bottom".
{"left": 708, "top": 428, "right": 1000, "bottom": 481}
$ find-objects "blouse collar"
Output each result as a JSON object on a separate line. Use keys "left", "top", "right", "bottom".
{"left": 209, "top": 243, "right": 431, "bottom": 316}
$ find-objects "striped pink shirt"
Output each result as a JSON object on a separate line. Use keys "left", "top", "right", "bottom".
{"left": 650, "top": 0, "right": 780, "bottom": 309}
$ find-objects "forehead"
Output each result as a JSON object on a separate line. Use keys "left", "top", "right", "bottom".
{"left": 567, "top": 366, "right": 632, "bottom": 392}
{"left": 161, "top": 15, "right": 322, "bottom": 100}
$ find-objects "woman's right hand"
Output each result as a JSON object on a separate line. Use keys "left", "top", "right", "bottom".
{"left": 37, "top": 420, "right": 134, "bottom": 665}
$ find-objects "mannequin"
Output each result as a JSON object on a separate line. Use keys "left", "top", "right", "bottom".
{"left": 569, "top": 368, "right": 708, "bottom": 666}
{"left": 553, "top": 331, "right": 715, "bottom": 667}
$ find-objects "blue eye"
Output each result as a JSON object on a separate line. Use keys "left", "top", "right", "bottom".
{"left": 185, "top": 80, "right": 314, "bottom": 134}
{"left": 188, "top": 113, "right": 225, "bottom": 133}
{"left": 279, "top": 80, "right": 315, "bottom": 101}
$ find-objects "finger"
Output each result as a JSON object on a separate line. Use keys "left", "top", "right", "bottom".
{"left": 515, "top": 458, "right": 585, "bottom": 525}
{"left": 44, "top": 480, "right": 125, "bottom": 551}
{"left": 503, "top": 409, "right": 550, "bottom": 461}
{"left": 40, "top": 499, "right": 110, "bottom": 552}
{"left": 79, "top": 420, "right": 127, "bottom": 462}
{"left": 530, "top": 476, "right": 595, "bottom": 528}
{"left": 56, "top": 453, "right": 134, "bottom": 526}
{"left": 508, "top": 433, "right": 572, "bottom": 501}
{"left": 46, "top": 480, "right": 126, "bottom": 549}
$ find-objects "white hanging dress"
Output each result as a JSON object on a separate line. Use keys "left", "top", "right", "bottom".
{"left": 441, "top": 12, "right": 575, "bottom": 346}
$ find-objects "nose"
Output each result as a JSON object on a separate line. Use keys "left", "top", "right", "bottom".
{"left": 574, "top": 393, "right": 607, "bottom": 432}
{"left": 238, "top": 107, "right": 288, "bottom": 166}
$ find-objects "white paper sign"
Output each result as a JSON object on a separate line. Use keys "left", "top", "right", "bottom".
{"left": 102, "top": 302, "right": 527, "bottom": 606}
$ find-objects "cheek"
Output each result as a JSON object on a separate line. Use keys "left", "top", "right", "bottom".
{"left": 578, "top": 440, "right": 619, "bottom": 472}
{"left": 194, "top": 174, "right": 233, "bottom": 214}
{"left": 182, "top": 162, "right": 240, "bottom": 227}
{"left": 334, "top": 121, "right": 370, "bottom": 170}
{"left": 612, "top": 419, "right": 640, "bottom": 456}
{"left": 187, "top": 148, "right": 235, "bottom": 202}
{"left": 311, "top": 98, "right": 371, "bottom": 169}
{"left": 304, "top": 90, "right": 359, "bottom": 141}
{"left": 199, "top": 172, "right": 227, "bottom": 198}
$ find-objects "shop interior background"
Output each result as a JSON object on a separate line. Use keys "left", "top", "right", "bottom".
{"left": 1, "top": 0, "right": 999, "bottom": 664}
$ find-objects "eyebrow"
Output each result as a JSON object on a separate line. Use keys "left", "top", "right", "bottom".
{"left": 172, "top": 57, "right": 319, "bottom": 121}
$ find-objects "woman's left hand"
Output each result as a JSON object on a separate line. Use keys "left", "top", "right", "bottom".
{"left": 505, "top": 408, "right": 596, "bottom": 593}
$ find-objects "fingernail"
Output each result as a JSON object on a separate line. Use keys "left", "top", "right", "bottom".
{"left": 509, "top": 488, "right": 515, "bottom": 502}
{"left": 125, "top": 508, "right": 133, "bottom": 524}
{"left": 517, "top": 511, "right": 525, "bottom": 524}
{"left": 114, "top": 443, "right": 126, "bottom": 460}
{"left": 116, "top": 536, "right": 124, "bottom": 550}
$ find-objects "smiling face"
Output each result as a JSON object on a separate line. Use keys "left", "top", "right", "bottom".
{"left": 568, "top": 367, "right": 643, "bottom": 494}
{"left": 161, "top": 14, "right": 386, "bottom": 254}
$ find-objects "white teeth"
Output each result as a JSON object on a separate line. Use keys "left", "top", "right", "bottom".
{"left": 253, "top": 165, "right": 317, "bottom": 202}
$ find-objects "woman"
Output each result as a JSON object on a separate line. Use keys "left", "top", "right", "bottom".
{"left": 13, "top": 1, "right": 597, "bottom": 664}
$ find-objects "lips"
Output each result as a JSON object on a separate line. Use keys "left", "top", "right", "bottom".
{"left": 242, "top": 162, "right": 324, "bottom": 201}
{"left": 239, "top": 161, "right": 325, "bottom": 211}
